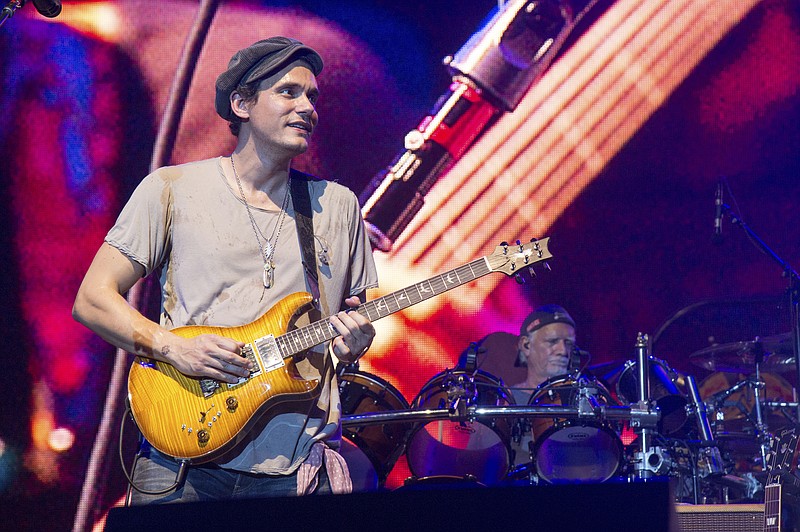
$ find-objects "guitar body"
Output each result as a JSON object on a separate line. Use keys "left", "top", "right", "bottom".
{"left": 128, "top": 292, "right": 321, "bottom": 463}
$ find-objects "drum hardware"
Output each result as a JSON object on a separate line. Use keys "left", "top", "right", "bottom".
{"left": 764, "top": 400, "right": 800, "bottom": 409}
{"left": 695, "top": 345, "right": 776, "bottom": 471}
{"left": 341, "top": 393, "right": 659, "bottom": 426}
{"left": 686, "top": 374, "right": 724, "bottom": 477}
{"left": 616, "top": 356, "right": 689, "bottom": 437}
{"left": 629, "top": 333, "right": 664, "bottom": 480}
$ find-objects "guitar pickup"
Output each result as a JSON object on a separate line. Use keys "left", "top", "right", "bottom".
{"left": 252, "top": 335, "right": 284, "bottom": 373}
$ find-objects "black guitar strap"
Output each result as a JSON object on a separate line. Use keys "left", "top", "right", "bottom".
{"left": 290, "top": 170, "right": 321, "bottom": 302}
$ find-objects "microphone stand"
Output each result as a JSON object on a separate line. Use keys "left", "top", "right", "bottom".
{"left": 0, "top": 0, "right": 24, "bottom": 29}
{"left": 721, "top": 202, "right": 800, "bottom": 430}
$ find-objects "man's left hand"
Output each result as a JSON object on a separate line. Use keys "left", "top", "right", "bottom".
{"left": 329, "top": 295, "right": 375, "bottom": 363}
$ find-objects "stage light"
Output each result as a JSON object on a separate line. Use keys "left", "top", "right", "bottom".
{"left": 47, "top": 427, "right": 75, "bottom": 453}
{"left": 48, "top": 2, "right": 123, "bottom": 41}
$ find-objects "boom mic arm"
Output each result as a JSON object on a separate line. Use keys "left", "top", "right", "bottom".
{"left": 359, "top": 0, "right": 599, "bottom": 251}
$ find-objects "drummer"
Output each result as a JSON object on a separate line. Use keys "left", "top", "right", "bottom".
{"left": 509, "top": 304, "right": 577, "bottom": 466}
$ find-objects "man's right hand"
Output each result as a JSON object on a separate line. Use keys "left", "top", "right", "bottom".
{"left": 161, "top": 334, "right": 252, "bottom": 384}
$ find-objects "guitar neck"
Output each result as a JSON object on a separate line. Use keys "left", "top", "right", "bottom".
{"left": 278, "top": 256, "right": 490, "bottom": 356}
{"left": 764, "top": 483, "right": 782, "bottom": 532}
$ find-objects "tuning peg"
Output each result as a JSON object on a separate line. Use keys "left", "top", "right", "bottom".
{"left": 515, "top": 272, "right": 525, "bottom": 284}
{"left": 528, "top": 265, "right": 537, "bottom": 277}
{"left": 543, "top": 262, "right": 551, "bottom": 271}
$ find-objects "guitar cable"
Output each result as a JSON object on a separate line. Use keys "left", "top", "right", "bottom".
{"left": 119, "top": 401, "right": 190, "bottom": 498}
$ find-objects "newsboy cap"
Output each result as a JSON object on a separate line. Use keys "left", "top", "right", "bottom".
{"left": 215, "top": 37, "right": 323, "bottom": 121}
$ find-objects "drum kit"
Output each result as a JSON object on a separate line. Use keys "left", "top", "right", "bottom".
{"left": 339, "top": 332, "right": 799, "bottom": 502}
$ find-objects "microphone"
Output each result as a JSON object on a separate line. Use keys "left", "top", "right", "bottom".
{"left": 713, "top": 179, "right": 724, "bottom": 244}
{"left": 32, "top": 0, "right": 62, "bottom": 18}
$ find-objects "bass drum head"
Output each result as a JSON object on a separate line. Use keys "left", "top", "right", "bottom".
{"left": 529, "top": 376, "right": 623, "bottom": 483}
{"left": 405, "top": 369, "right": 514, "bottom": 485}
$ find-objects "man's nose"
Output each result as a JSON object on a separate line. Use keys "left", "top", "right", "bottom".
{"left": 297, "top": 94, "right": 316, "bottom": 114}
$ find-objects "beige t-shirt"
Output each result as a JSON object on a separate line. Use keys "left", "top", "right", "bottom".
{"left": 107, "top": 157, "right": 378, "bottom": 474}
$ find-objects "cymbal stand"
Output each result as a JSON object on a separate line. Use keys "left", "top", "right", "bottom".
{"left": 750, "top": 346, "right": 770, "bottom": 468}
{"left": 630, "top": 333, "right": 668, "bottom": 479}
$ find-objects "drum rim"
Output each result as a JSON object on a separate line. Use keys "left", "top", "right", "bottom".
{"left": 339, "top": 368, "right": 411, "bottom": 409}
{"left": 412, "top": 368, "right": 515, "bottom": 406}
{"left": 527, "top": 374, "right": 618, "bottom": 405}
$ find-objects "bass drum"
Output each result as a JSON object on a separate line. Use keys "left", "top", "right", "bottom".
{"left": 339, "top": 370, "right": 412, "bottom": 491}
{"left": 616, "top": 357, "right": 689, "bottom": 437}
{"left": 405, "top": 369, "right": 515, "bottom": 486}
{"left": 528, "top": 376, "right": 623, "bottom": 483}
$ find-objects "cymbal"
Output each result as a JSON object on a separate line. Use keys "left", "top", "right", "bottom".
{"left": 690, "top": 338, "right": 793, "bottom": 373}
{"left": 759, "top": 332, "right": 793, "bottom": 354}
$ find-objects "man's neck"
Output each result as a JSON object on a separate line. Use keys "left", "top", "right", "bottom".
{"left": 227, "top": 150, "right": 293, "bottom": 210}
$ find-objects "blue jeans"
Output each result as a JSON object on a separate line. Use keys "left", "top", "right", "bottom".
{"left": 128, "top": 445, "right": 331, "bottom": 505}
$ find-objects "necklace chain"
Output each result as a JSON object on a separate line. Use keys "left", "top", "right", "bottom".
{"left": 230, "top": 155, "right": 290, "bottom": 293}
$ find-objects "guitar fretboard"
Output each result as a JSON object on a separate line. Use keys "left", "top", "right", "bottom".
{"left": 764, "top": 484, "right": 781, "bottom": 532}
{"left": 276, "top": 257, "right": 490, "bottom": 357}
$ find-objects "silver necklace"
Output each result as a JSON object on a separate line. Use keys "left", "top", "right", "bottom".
{"left": 230, "top": 155, "right": 290, "bottom": 294}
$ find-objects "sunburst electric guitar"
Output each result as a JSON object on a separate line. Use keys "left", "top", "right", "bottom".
{"left": 128, "top": 238, "right": 552, "bottom": 463}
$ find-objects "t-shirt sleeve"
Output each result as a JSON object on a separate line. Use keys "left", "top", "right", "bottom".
{"left": 104, "top": 170, "right": 172, "bottom": 276}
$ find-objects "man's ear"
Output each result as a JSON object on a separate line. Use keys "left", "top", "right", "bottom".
{"left": 230, "top": 92, "right": 249, "bottom": 120}
{"left": 518, "top": 335, "right": 530, "bottom": 351}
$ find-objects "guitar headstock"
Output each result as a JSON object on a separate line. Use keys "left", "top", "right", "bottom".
{"left": 486, "top": 238, "right": 553, "bottom": 280}
{"left": 766, "top": 427, "right": 799, "bottom": 484}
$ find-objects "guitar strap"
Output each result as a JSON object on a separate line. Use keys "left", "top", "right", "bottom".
{"left": 290, "top": 171, "right": 321, "bottom": 304}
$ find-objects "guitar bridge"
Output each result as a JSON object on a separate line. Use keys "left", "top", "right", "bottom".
{"left": 197, "top": 341, "right": 272, "bottom": 398}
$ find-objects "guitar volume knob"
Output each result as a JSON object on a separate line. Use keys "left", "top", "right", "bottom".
{"left": 226, "top": 396, "right": 238, "bottom": 412}
{"left": 197, "top": 429, "right": 210, "bottom": 445}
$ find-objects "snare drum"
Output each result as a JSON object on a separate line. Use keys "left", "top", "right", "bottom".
{"left": 528, "top": 376, "right": 623, "bottom": 483}
{"left": 405, "top": 369, "right": 515, "bottom": 485}
{"left": 339, "top": 370, "right": 412, "bottom": 490}
{"left": 616, "top": 357, "right": 689, "bottom": 437}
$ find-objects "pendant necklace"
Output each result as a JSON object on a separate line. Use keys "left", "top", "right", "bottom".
{"left": 230, "top": 155, "right": 290, "bottom": 299}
